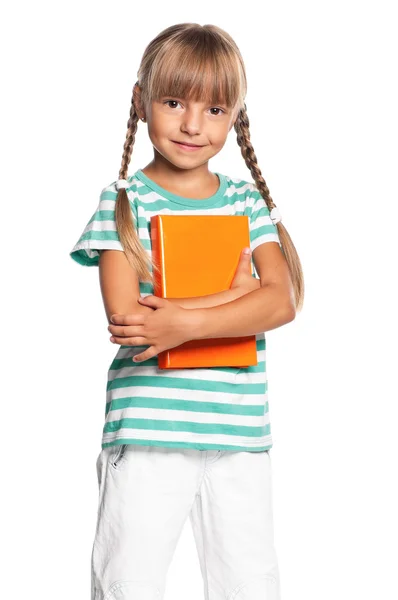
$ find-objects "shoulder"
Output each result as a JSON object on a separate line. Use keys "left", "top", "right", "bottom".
{"left": 224, "top": 175, "right": 273, "bottom": 224}
{"left": 99, "top": 174, "right": 139, "bottom": 195}
{"left": 97, "top": 177, "right": 138, "bottom": 210}
{"left": 223, "top": 174, "right": 262, "bottom": 205}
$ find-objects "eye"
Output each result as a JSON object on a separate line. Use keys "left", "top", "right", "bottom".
{"left": 209, "top": 107, "right": 225, "bottom": 116}
{"left": 164, "top": 100, "right": 181, "bottom": 109}
{"left": 163, "top": 99, "right": 226, "bottom": 115}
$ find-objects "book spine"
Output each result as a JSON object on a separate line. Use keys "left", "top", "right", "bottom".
{"left": 150, "top": 216, "right": 170, "bottom": 368}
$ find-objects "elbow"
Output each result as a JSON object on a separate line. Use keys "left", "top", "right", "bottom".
{"left": 280, "top": 297, "right": 296, "bottom": 324}
{"left": 105, "top": 300, "right": 153, "bottom": 324}
{"left": 275, "top": 286, "right": 297, "bottom": 325}
{"left": 274, "top": 306, "right": 295, "bottom": 329}
{"left": 282, "top": 286, "right": 297, "bottom": 323}
{"left": 284, "top": 307, "right": 296, "bottom": 323}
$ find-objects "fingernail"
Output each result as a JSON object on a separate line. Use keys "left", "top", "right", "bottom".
{"left": 243, "top": 247, "right": 251, "bottom": 254}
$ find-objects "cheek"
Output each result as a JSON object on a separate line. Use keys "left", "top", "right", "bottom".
{"left": 209, "top": 128, "right": 230, "bottom": 150}
{"left": 150, "top": 124, "right": 177, "bottom": 146}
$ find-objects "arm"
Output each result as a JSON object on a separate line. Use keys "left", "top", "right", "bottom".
{"left": 161, "top": 247, "right": 260, "bottom": 308}
{"left": 191, "top": 283, "right": 294, "bottom": 339}
{"left": 99, "top": 250, "right": 147, "bottom": 324}
{"left": 106, "top": 245, "right": 295, "bottom": 360}
{"left": 167, "top": 287, "right": 243, "bottom": 309}
{"left": 98, "top": 250, "right": 252, "bottom": 324}
{"left": 189, "top": 242, "right": 296, "bottom": 339}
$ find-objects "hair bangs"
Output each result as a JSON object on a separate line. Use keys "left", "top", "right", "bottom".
{"left": 147, "top": 43, "right": 243, "bottom": 109}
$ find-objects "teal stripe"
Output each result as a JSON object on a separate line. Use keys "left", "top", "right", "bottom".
{"left": 134, "top": 196, "right": 234, "bottom": 212}
{"left": 136, "top": 215, "right": 148, "bottom": 228}
{"left": 100, "top": 190, "right": 118, "bottom": 200}
{"left": 105, "top": 396, "right": 268, "bottom": 416}
{"left": 250, "top": 226, "right": 278, "bottom": 244}
{"left": 79, "top": 230, "right": 120, "bottom": 242}
{"left": 106, "top": 374, "right": 267, "bottom": 395}
{"left": 138, "top": 282, "right": 154, "bottom": 295}
{"left": 231, "top": 179, "right": 252, "bottom": 191}
{"left": 90, "top": 209, "right": 117, "bottom": 222}
{"left": 110, "top": 356, "right": 266, "bottom": 374}
{"left": 99, "top": 186, "right": 137, "bottom": 200}
{"left": 103, "top": 417, "right": 270, "bottom": 437}
{"left": 250, "top": 203, "right": 279, "bottom": 242}
{"left": 70, "top": 251, "right": 98, "bottom": 267}
{"left": 102, "top": 438, "right": 272, "bottom": 452}
{"left": 114, "top": 338, "right": 265, "bottom": 363}
{"left": 138, "top": 238, "right": 151, "bottom": 250}
{"left": 135, "top": 183, "right": 249, "bottom": 212}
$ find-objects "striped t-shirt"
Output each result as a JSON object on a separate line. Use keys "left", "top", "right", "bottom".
{"left": 70, "top": 168, "right": 282, "bottom": 452}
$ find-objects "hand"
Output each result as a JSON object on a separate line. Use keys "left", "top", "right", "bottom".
{"left": 108, "top": 296, "right": 196, "bottom": 362}
{"left": 230, "top": 247, "right": 261, "bottom": 295}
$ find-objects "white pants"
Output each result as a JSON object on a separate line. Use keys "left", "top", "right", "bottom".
{"left": 92, "top": 445, "right": 281, "bottom": 600}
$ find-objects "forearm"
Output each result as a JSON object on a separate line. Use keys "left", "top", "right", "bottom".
{"left": 191, "top": 284, "right": 295, "bottom": 339}
{"left": 131, "top": 288, "right": 242, "bottom": 322}
{"left": 165, "top": 287, "right": 242, "bottom": 309}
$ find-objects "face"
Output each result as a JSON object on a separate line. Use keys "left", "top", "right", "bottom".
{"left": 137, "top": 90, "right": 239, "bottom": 169}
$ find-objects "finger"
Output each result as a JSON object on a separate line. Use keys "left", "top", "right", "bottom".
{"left": 133, "top": 347, "right": 157, "bottom": 362}
{"left": 235, "top": 247, "right": 252, "bottom": 273}
{"left": 110, "top": 313, "right": 145, "bottom": 325}
{"left": 240, "top": 247, "right": 252, "bottom": 261}
{"left": 108, "top": 324, "right": 145, "bottom": 337}
{"left": 110, "top": 336, "right": 148, "bottom": 346}
{"left": 137, "top": 295, "right": 165, "bottom": 308}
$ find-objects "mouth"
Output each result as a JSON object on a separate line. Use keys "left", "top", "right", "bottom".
{"left": 172, "top": 140, "right": 204, "bottom": 150}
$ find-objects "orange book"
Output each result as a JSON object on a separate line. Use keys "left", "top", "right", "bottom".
{"left": 150, "top": 215, "right": 258, "bottom": 369}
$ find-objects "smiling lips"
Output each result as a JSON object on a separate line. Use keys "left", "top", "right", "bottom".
{"left": 172, "top": 140, "right": 204, "bottom": 150}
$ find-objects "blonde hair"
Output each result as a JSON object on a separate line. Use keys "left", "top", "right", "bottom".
{"left": 115, "top": 22, "right": 304, "bottom": 311}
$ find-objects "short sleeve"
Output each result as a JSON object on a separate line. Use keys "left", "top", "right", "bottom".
{"left": 69, "top": 181, "right": 137, "bottom": 267}
{"left": 248, "top": 185, "right": 282, "bottom": 252}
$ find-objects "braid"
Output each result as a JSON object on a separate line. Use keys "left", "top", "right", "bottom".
{"left": 119, "top": 85, "right": 140, "bottom": 180}
{"left": 113, "top": 82, "right": 156, "bottom": 282}
{"left": 234, "top": 104, "right": 305, "bottom": 311}
{"left": 234, "top": 104, "right": 276, "bottom": 212}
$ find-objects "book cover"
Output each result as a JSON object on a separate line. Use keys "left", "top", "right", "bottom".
{"left": 150, "top": 215, "right": 258, "bottom": 369}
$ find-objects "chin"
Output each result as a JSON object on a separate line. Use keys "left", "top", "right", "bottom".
{"left": 162, "top": 150, "right": 202, "bottom": 166}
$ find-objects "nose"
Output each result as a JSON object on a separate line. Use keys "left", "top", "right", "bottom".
{"left": 180, "top": 107, "right": 202, "bottom": 135}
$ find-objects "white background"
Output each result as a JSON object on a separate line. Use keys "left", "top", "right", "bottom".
{"left": 2, "top": 1, "right": 397, "bottom": 599}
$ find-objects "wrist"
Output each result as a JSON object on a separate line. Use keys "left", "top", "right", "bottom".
{"left": 184, "top": 289, "right": 243, "bottom": 341}
{"left": 188, "top": 308, "right": 208, "bottom": 341}
{"left": 229, "top": 287, "right": 245, "bottom": 300}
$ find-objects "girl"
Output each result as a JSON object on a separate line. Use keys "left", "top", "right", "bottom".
{"left": 70, "top": 22, "right": 303, "bottom": 600}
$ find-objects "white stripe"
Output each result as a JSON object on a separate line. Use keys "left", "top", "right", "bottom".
{"left": 106, "top": 384, "right": 267, "bottom": 406}
{"left": 85, "top": 218, "right": 117, "bottom": 233}
{"left": 224, "top": 181, "right": 252, "bottom": 197}
{"left": 71, "top": 240, "right": 123, "bottom": 253}
{"left": 98, "top": 199, "right": 117, "bottom": 210}
{"left": 106, "top": 406, "right": 270, "bottom": 427}
{"left": 134, "top": 188, "right": 248, "bottom": 215}
{"left": 251, "top": 235, "right": 281, "bottom": 251}
{"left": 108, "top": 350, "right": 266, "bottom": 383}
{"left": 107, "top": 366, "right": 267, "bottom": 387}
{"left": 250, "top": 213, "right": 274, "bottom": 231}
